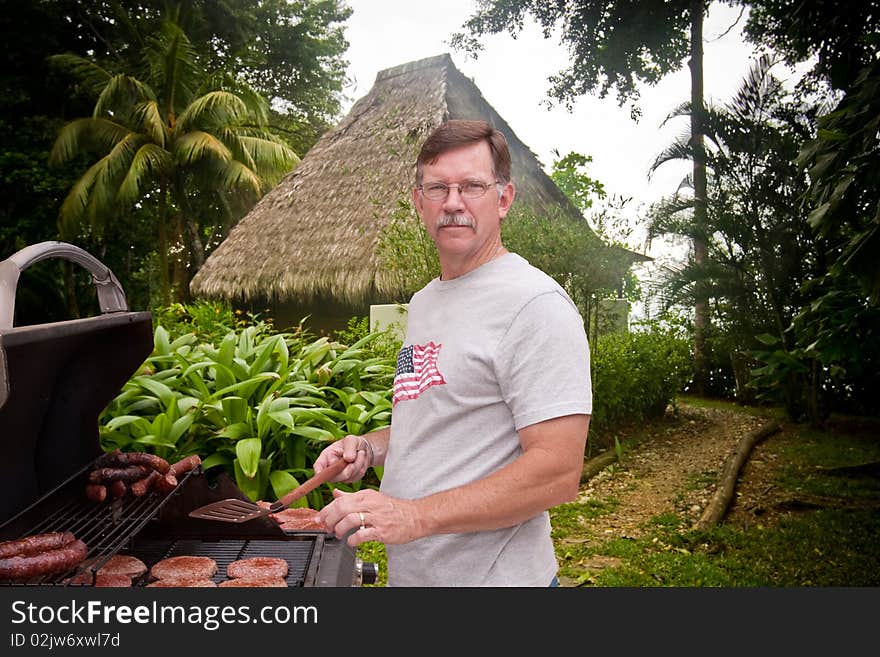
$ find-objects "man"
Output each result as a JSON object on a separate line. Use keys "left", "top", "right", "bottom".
{"left": 315, "top": 119, "right": 591, "bottom": 586}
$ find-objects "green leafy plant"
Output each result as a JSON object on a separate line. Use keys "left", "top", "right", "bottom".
{"left": 100, "top": 308, "right": 395, "bottom": 507}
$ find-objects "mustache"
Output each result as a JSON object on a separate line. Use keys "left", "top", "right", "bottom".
{"left": 436, "top": 213, "right": 475, "bottom": 229}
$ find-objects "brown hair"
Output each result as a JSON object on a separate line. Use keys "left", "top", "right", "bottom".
{"left": 415, "top": 119, "right": 511, "bottom": 185}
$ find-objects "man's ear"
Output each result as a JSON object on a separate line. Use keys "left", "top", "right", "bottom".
{"left": 498, "top": 182, "right": 515, "bottom": 220}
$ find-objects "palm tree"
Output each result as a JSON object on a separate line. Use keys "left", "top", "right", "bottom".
{"left": 49, "top": 20, "right": 298, "bottom": 304}
{"left": 647, "top": 55, "right": 817, "bottom": 395}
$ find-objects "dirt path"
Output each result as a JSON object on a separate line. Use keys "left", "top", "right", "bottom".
{"left": 575, "top": 402, "right": 773, "bottom": 541}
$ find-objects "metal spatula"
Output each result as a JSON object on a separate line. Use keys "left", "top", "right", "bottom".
{"left": 188, "top": 460, "right": 347, "bottom": 523}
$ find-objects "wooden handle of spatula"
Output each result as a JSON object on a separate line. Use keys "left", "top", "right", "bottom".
{"left": 271, "top": 459, "right": 348, "bottom": 511}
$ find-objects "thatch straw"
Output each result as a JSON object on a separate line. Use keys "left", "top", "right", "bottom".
{"left": 190, "top": 53, "right": 632, "bottom": 304}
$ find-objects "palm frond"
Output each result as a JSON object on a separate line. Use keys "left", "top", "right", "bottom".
{"left": 176, "top": 91, "right": 249, "bottom": 133}
{"left": 648, "top": 131, "right": 692, "bottom": 176}
{"left": 217, "top": 160, "right": 263, "bottom": 196}
{"left": 175, "top": 130, "right": 233, "bottom": 164}
{"left": 58, "top": 164, "right": 100, "bottom": 235}
{"left": 49, "top": 117, "right": 133, "bottom": 166}
{"left": 47, "top": 54, "right": 113, "bottom": 98}
{"left": 117, "top": 143, "right": 172, "bottom": 206}
{"left": 94, "top": 74, "right": 155, "bottom": 119}
{"left": 143, "top": 20, "right": 200, "bottom": 113}
{"left": 236, "top": 134, "right": 299, "bottom": 176}
{"left": 133, "top": 100, "right": 166, "bottom": 147}
{"left": 660, "top": 100, "right": 692, "bottom": 127}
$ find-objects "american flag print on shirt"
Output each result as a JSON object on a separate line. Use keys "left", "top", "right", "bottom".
{"left": 392, "top": 342, "right": 447, "bottom": 406}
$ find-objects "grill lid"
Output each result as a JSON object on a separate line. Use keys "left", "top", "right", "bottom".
{"left": 0, "top": 242, "right": 153, "bottom": 523}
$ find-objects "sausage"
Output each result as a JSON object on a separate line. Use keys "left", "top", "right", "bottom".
{"left": 87, "top": 465, "right": 150, "bottom": 484}
{"left": 96, "top": 450, "right": 169, "bottom": 473}
{"left": 168, "top": 455, "right": 201, "bottom": 478}
{"left": 0, "top": 539, "right": 88, "bottom": 581}
{"left": 0, "top": 532, "right": 76, "bottom": 559}
{"left": 95, "top": 449, "right": 125, "bottom": 468}
{"left": 124, "top": 452, "right": 170, "bottom": 474}
{"left": 130, "top": 471, "right": 160, "bottom": 497}
{"left": 153, "top": 473, "right": 178, "bottom": 494}
{"left": 109, "top": 480, "right": 128, "bottom": 499}
{"left": 85, "top": 484, "right": 107, "bottom": 503}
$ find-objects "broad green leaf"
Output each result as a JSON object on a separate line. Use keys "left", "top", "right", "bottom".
{"left": 235, "top": 437, "right": 263, "bottom": 478}
{"left": 169, "top": 413, "right": 195, "bottom": 443}
{"left": 105, "top": 415, "right": 152, "bottom": 433}
{"left": 290, "top": 425, "right": 336, "bottom": 442}
{"left": 233, "top": 458, "right": 270, "bottom": 503}
{"left": 133, "top": 376, "right": 175, "bottom": 408}
{"left": 269, "top": 410, "right": 295, "bottom": 430}
{"left": 269, "top": 469, "right": 307, "bottom": 507}
{"left": 218, "top": 423, "right": 255, "bottom": 440}
{"left": 221, "top": 396, "right": 249, "bottom": 424}
{"left": 153, "top": 325, "right": 171, "bottom": 356}
{"left": 200, "top": 452, "right": 231, "bottom": 471}
{"left": 134, "top": 435, "right": 178, "bottom": 449}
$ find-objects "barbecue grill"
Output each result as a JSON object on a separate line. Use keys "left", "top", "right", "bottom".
{"left": 0, "top": 242, "right": 377, "bottom": 587}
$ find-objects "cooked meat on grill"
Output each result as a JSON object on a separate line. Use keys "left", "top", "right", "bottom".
{"left": 97, "top": 554, "right": 148, "bottom": 579}
{"left": 0, "top": 539, "right": 88, "bottom": 580}
{"left": 87, "top": 465, "right": 150, "bottom": 485}
{"left": 219, "top": 577, "right": 288, "bottom": 587}
{"left": 130, "top": 471, "right": 161, "bottom": 497}
{"left": 146, "top": 578, "right": 217, "bottom": 587}
{"left": 109, "top": 480, "right": 128, "bottom": 498}
{"left": 67, "top": 571, "right": 132, "bottom": 587}
{"left": 85, "top": 484, "right": 107, "bottom": 503}
{"left": 226, "top": 557, "right": 289, "bottom": 580}
{"left": 149, "top": 555, "right": 218, "bottom": 581}
{"left": 168, "top": 454, "right": 201, "bottom": 478}
{"left": 124, "top": 452, "right": 170, "bottom": 474}
{"left": 0, "top": 531, "right": 77, "bottom": 559}
{"left": 154, "top": 473, "right": 178, "bottom": 494}
{"left": 270, "top": 507, "right": 328, "bottom": 531}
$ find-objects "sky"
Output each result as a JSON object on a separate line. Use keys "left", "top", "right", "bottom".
{"left": 337, "top": 1, "right": 800, "bottom": 259}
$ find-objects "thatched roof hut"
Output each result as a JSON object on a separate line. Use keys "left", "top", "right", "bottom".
{"left": 190, "top": 53, "right": 641, "bottom": 310}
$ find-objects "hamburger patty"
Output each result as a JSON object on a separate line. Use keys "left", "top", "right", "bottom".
{"left": 270, "top": 507, "right": 328, "bottom": 531}
{"left": 219, "top": 577, "right": 288, "bottom": 588}
{"left": 97, "top": 554, "right": 147, "bottom": 579}
{"left": 146, "top": 577, "right": 217, "bottom": 587}
{"left": 149, "top": 555, "right": 218, "bottom": 581}
{"left": 227, "top": 557, "right": 288, "bottom": 580}
{"left": 68, "top": 571, "right": 132, "bottom": 587}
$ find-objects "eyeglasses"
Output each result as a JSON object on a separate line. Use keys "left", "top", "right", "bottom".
{"left": 417, "top": 180, "right": 502, "bottom": 201}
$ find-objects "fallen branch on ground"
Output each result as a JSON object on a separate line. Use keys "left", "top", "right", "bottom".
{"left": 581, "top": 448, "right": 619, "bottom": 483}
{"left": 691, "top": 420, "right": 781, "bottom": 531}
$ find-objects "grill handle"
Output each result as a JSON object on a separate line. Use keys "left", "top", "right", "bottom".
{"left": 0, "top": 241, "right": 128, "bottom": 329}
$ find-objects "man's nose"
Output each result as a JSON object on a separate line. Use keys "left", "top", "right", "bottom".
{"left": 442, "top": 186, "right": 466, "bottom": 211}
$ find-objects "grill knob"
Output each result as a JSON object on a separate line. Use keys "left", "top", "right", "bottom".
{"left": 354, "top": 558, "right": 379, "bottom": 586}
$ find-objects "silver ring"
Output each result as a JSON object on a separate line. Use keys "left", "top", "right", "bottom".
{"left": 358, "top": 511, "right": 366, "bottom": 530}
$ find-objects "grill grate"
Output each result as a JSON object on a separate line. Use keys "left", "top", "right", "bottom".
{"left": 0, "top": 464, "right": 198, "bottom": 586}
{"left": 124, "top": 537, "right": 317, "bottom": 587}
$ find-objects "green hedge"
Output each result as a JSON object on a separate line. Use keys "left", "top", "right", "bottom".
{"left": 588, "top": 322, "right": 692, "bottom": 449}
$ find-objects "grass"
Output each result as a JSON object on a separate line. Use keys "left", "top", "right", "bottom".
{"left": 554, "top": 403, "right": 880, "bottom": 587}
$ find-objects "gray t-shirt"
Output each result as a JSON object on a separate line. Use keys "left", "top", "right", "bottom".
{"left": 380, "top": 252, "right": 592, "bottom": 586}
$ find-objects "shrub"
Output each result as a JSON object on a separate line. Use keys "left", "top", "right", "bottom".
{"left": 589, "top": 320, "right": 692, "bottom": 448}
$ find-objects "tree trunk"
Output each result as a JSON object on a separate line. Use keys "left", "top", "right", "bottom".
{"left": 689, "top": 0, "right": 710, "bottom": 395}
{"left": 157, "top": 182, "right": 171, "bottom": 306}
{"left": 692, "top": 420, "right": 781, "bottom": 531}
